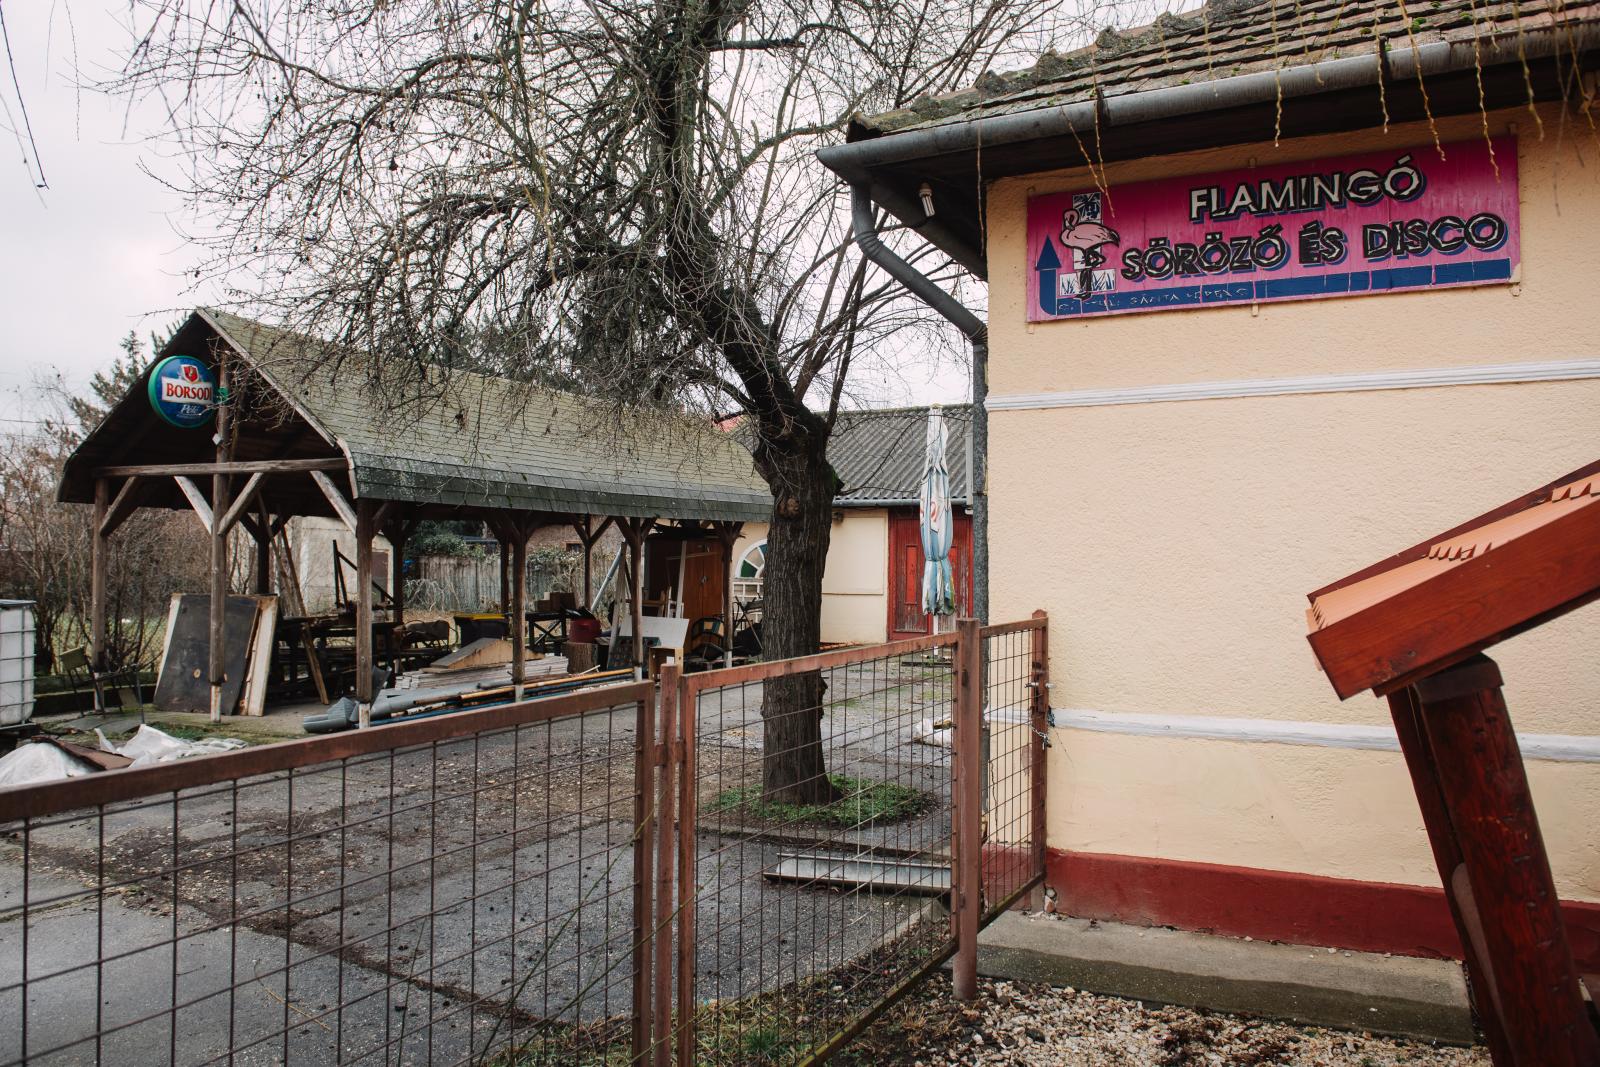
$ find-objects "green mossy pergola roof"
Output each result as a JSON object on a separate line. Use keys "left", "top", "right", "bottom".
{"left": 61, "top": 309, "right": 771, "bottom": 524}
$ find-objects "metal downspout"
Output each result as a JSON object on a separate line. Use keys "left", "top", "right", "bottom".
{"left": 849, "top": 184, "right": 990, "bottom": 623}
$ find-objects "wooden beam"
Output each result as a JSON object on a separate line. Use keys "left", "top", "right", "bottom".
{"left": 90, "top": 480, "right": 109, "bottom": 683}
{"left": 311, "top": 470, "right": 359, "bottom": 532}
{"left": 253, "top": 498, "right": 272, "bottom": 596}
{"left": 355, "top": 500, "right": 376, "bottom": 727}
{"left": 215, "top": 471, "right": 265, "bottom": 534}
{"left": 716, "top": 521, "right": 742, "bottom": 669}
{"left": 511, "top": 527, "right": 528, "bottom": 698}
{"left": 1414, "top": 656, "right": 1600, "bottom": 1067}
{"left": 618, "top": 517, "right": 654, "bottom": 677}
{"left": 94, "top": 457, "right": 346, "bottom": 479}
{"left": 99, "top": 476, "right": 144, "bottom": 539}
{"left": 174, "top": 476, "right": 214, "bottom": 533}
{"left": 209, "top": 357, "right": 232, "bottom": 723}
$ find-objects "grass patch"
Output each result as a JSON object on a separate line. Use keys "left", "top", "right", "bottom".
{"left": 708, "top": 774, "right": 934, "bottom": 829}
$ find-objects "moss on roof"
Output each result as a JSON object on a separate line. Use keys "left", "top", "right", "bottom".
{"left": 201, "top": 309, "right": 770, "bottom": 522}
{"left": 855, "top": 0, "right": 1594, "bottom": 136}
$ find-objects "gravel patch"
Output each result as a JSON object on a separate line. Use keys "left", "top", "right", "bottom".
{"left": 842, "top": 975, "right": 1489, "bottom": 1066}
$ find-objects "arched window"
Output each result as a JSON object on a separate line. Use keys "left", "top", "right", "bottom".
{"left": 733, "top": 540, "right": 766, "bottom": 601}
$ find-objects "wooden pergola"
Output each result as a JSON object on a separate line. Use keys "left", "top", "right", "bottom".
{"left": 60, "top": 309, "right": 769, "bottom": 724}
{"left": 1307, "top": 460, "right": 1600, "bottom": 1067}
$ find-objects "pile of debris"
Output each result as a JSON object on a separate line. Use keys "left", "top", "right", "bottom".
{"left": 0, "top": 725, "right": 246, "bottom": 787}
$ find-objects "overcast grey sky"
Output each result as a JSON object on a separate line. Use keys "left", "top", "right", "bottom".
{"left": 1, "top": 2, "right": 219, "bottom": 427}
{"left": 0, "top": 2, "right": 968, "bottom": 428}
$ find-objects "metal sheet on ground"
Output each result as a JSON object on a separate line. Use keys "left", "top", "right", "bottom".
{"left": 763, "top": 851, "right": 952, "bottom": 895}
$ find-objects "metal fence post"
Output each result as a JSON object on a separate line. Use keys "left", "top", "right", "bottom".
{"left": 632, "top": 689, "right": 657, "bottom": 1063}
{"left": 675, "top": 671, "right": 699, "bottom": 1067}
{"left": 953, "top": 618, "right": 983, "bottom": 1001}
{"left": 653, "top": 662, "right": 680, "bottom": 1067}
{"left": 1029, "top": 610, "right": 1050, "bottom": 899}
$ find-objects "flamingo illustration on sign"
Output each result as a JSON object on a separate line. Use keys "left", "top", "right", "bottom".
{"left": 1061, "top": 208, "right": 1119, "bottom": 268}
{"left": 1060, "top": 192, "right": 1120, "bottom": 301}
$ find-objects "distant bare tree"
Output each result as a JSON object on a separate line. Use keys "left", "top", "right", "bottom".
{"left": 115, "top": 0, "right": 1075, "bottom": 801}
{"left": 0, "top": 338, "right": 209, "bottom": 675}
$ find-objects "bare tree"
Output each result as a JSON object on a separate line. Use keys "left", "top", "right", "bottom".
{"left": 116, "top": 0, "right": 1073, "bottom": 802}
{"left": 0, "top": 337, "right": 209, "bottom": 675}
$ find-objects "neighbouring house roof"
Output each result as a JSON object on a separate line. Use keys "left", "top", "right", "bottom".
{"left": 60, "top": 309, "right": 772, "bottom": 524}
{"left": 829, "top": 405, "right": 972, "bottom": 507}
{"left": 818, "top": 0, "right": 1600, "bottom": 274}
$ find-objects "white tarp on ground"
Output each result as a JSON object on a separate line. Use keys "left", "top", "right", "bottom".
{"left": 0, "top": 724, "right": 252, "bottom": 788}
{"left": 0, "top": 743, "right": 97, "bottom": 787}
{"left": 97, "top": 724, "right": 246, "bottom": 767}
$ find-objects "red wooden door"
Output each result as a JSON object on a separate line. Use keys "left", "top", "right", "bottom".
{"left": 887, "top": 508, "right": 973, "bottom": 640}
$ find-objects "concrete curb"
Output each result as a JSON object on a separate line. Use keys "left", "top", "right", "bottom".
{"left": 976, "top": 912, "right": 1477, "bottom": 1045}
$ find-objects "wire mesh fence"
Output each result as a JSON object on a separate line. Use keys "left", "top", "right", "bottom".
{"left": 0, "top": 681, "right": 662, "bottom": 1067}
{"left": 0, "top": 615, "right": 1046, "bottom": 1067}
{"left": 978, "top": 617, "right": 1049, "bottom": 922}
{"left": 675, "top": 633, "right": 965, "bottom": 1066}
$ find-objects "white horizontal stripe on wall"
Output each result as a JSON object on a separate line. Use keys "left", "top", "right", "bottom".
{"left": 986, "top": 358, "right": 1600, "bottom": 412}
{"left": 1050, "top": 707, "right": 1600, "bottom": 764}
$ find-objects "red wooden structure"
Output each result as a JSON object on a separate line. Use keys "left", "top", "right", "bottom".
{"left": 1306, "top": 460, "right": 1600, "bottom": 1066}
{"left": 887, "top": 509, "right": 974, "bottom": 640}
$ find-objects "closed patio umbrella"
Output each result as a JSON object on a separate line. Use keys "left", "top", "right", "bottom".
{"left": 919, "top": 407, "right": 956, "bottom": 625}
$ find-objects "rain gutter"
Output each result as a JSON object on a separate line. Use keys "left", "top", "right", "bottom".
{"left": 848, "top": 185, "right": 991, "bottom": 623}
{"left": 817, "top": 25, "right": 1600, "bottom": 181}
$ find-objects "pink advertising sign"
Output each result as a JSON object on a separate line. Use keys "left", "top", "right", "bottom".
{"left": 1026, "top": 137, "right": 1518, "bottom": 321}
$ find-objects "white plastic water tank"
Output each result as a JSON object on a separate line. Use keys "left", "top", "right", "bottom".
{"left": 0, "top": 601, "right": 36, "bottom": 727}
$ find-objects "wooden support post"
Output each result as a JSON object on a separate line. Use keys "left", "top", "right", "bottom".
{"left": 208, "top": 358, "right": 231, "bottom": 723}
{"left": 577, "top": 515, "right": 595, "bottom": 610}
{"left": 499, "top": 538, "right": 511, "bottom": 613}
{"left": 1385, "top": 685, "right": 1515, "bottom": 1064}
{"left": 575, "top": 515, "right": 615, "bottom": 615}
{"left": 355, "top": 500, "right": 376, "bottom": 728}
{"left": 510, "top": 520, "right": 528, "bottom": 700}
{"left": 383, "top": 516, "right": 419, "bottom": 635}
{"left": 253, "top": 505, "right": 272, "bottom": 596}
{"left": 623, "top": 520, "right": 649, "bottom": 679}
{"left": 715, "top": 522, "right": 741, "bottom": 669}
{"left": 952, "top": 617, "right": 983, "bottom": 1001}
{"left": 90, "top": 480, "right": 110, "bottom": 701}
{"left": 1412, "top": 655, "right": 1599, "bottom": 1067}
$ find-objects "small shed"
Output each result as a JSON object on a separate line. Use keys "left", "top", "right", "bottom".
{"left": 59, "top": 309, "right": 770, "bottom": 720}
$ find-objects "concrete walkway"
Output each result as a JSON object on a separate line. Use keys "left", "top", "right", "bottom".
{"left": 976, "top": 911, "right": 1476, "bottom": 1045}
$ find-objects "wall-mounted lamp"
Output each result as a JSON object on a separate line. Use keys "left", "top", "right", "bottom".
{"left": 918, "top": 182, "right": 935, "bottom": 218}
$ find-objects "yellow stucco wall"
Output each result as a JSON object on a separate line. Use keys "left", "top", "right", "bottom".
{"left": 731, "top": 510, "right": 889, "bottom": 645}
{"left": 984, "top": 105, "right": 1600, "bottom": 900}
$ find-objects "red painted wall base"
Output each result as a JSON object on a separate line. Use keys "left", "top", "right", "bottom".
{"left": 1046, "top": 848, "right": 1600, "bottom": 973}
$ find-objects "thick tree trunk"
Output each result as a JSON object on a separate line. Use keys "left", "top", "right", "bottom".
{"left": 753, "top": 433, "right": 839, "bottom": 805}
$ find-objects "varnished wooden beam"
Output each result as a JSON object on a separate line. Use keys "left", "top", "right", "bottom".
{"left": 174, "top": 476, "right": 214, "bottom": 532}
{"left": 94, "top": 457, "right": 346, "bottom": 479}
{"left": 310, "top": 470, "right": 359, "bottom": 532}
{"left": 215, "top": 472, "right": 265, "bottom": 534}
{"left": 98, "top": 476, "right": 144, "bottom": 539}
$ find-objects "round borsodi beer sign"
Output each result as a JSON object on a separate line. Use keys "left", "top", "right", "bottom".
{"left": 147, "top": 356, "right": 216, "bottom": 428}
